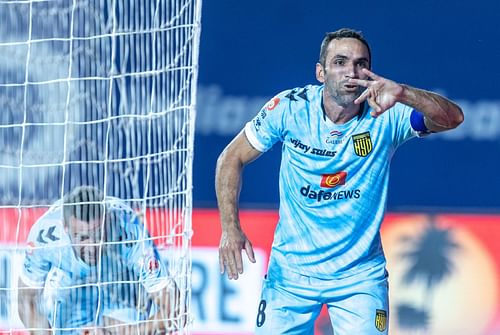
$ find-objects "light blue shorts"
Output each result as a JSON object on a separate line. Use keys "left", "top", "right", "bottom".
{"left": 255, "top": 263, "right": 389, "bottom": 335}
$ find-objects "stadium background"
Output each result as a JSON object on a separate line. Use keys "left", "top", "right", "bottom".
{"left": 1, "top": 0, "right": 499, "bottom": 334}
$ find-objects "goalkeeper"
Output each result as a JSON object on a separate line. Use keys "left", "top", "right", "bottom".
{"left": 17, "top": 186, "right": 183, "bottom": 335}
{"left": 217, "top": 28, "right": 464, "bottom": 334}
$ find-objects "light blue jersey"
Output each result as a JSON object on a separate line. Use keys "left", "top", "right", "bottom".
{"left": 20, "top": 198, "right": 168, "bottom": 333}
{"left": 247, "top": 84, "right": 421, "bottom": 334}
{"left": 245, "top": 84, "right": 417, "bottom": 280}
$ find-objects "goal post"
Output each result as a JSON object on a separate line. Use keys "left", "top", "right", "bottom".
{"left": 0, "top": 0, "right": 202, "bottom": 333}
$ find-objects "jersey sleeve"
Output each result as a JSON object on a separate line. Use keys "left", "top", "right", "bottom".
{"left": 113, "top": 209, "right": 170, "bottom": 293}
{"left": 388, "top": 102, "right": 419, "bottom": 148}
{"left": 244, "top": 91, "right": 290, "bottom": 152}
{"left": 19, "top": 220, "right": 58, "bottom": 287}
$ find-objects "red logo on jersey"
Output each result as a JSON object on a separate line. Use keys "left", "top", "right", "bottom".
{"left": 266, "top": 97, "right": 280, "bottom": 111}
{"left": 27, "top": 241, "right": 35, "bottom": 255}
{"left": 320, "top": 171, "right": 347, "bottom": 188}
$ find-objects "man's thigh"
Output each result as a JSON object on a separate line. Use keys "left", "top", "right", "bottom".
{"left": 254, "top": 275, "right": 322, "bottom": 335}
{"left": 326, "top": 271, "right": 389, "bottom": 335}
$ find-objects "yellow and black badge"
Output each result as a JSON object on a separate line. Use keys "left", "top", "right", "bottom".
{"left": 375, "top": 309, "right": 387, "bottom": 332}
{"left": 352, "top": 131, "right": 373, "bottom": 157}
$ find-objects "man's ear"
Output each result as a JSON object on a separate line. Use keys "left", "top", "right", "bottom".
{"left": 316, "top": 63, "right": 325, "bottom": 83}
{"left": 65, "top": 216, "right": 75, "bottom": 233}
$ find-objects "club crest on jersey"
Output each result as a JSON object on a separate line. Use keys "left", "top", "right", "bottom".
{"left": 142, "top": 253, "right": 161, "bottom": 276}
{"left": 375, "top": 309, "right": 387, "bottom": 332}
{"left": 352, "top": 131, "right": 373, "bottom": 157}
{"left": 148, "top": 257, "right": 160, "bottom": 272}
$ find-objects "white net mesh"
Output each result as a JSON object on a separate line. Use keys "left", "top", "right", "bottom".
{"left": 0, "top": 0, "right": 201, "bottom": 333}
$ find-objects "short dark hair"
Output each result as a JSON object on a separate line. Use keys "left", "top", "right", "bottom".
{"left": 63, "top": 186, "right": 105, "bottom": 225}
{"left": 319, "top": 28, "right": 371, "bottom": 67}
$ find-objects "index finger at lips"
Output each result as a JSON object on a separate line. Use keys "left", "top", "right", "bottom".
{"left": 348, "top": 78, "right": 370, "bottom": 87}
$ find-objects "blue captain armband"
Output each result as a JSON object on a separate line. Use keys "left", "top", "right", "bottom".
{"left": 410, "top": 109, "right": 432, "bottom": 136}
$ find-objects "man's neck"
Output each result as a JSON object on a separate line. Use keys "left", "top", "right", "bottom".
{"left": 323, "top": 96, "right": 362, "bottom": 124}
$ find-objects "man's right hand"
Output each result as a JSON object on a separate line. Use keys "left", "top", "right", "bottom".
{"left": 219, "top": 228, "right": 256, "bottom": 280}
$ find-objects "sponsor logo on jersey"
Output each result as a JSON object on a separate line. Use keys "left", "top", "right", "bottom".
{"left": 326, "top": 130, "right": 344, "bottom": 145}
{"left": 266, "top": 97, "right": 280, "bottom": 110}
{"left": 311, "top": 148, "right": 336, "bottom": 157}
{"left": 290, "top": 138, "right": 337, "bottom": 157}
{"left": 375, "top": 309, "right": 387, "bottom": 332}
{"left": 27, "top": 241, "right": 35, "bottom": 255}
{"left": 300, "top": 185, "right": 360, "bottom": 202}
{"left": 291, "top": 138, "right": 311, "bottom": 153}
{"left": 24, "top": 261, "right": 33, "bottom": 274}
{"left": 253, "top": 117, "right": 262, "bottom": 131}
{"left": 259, "top": 109, "right": 267, "bottom": 120}
{"left": 352, "top": 131, "right": 373, "bottom": 157}
{"left": 254, "top": 102, "right": 274, "bottom": 131}
{"left": 320, "top": 171, "right": 347, "bottom": 188}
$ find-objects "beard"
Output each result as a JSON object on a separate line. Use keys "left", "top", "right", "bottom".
{"left": 324, "top": 79, "right": 364, "bottom": 107}
{"left": 78, "top": 245, "right": 100, "bottom": 265}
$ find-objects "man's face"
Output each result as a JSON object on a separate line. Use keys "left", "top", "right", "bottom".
{"left": 67, "top": 216, "right": 103, "bottom": 266}
{"left": 316, "top": 38, "right": 370, "bottom": 107}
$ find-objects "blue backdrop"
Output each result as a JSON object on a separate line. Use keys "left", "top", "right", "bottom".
{"left": 194, "top": 0, "right": 500, "bottom": 211}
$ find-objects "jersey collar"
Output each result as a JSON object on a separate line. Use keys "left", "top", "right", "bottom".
{"left": 321, "top": 94, "right": 367, "bottom": 122}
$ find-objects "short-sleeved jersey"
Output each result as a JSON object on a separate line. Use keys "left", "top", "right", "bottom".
{"left": 20, "top": 197, "right": 168, "bottom": 327}
{"left": 245, "top": 84, "right": 418, "bottom": 279}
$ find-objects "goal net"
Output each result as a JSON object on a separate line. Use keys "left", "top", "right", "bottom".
{"left": 0, "top": 0, "right": 201, "bottom": 333}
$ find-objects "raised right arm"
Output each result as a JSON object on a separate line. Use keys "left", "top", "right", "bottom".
{"left": 216, "top": 130, "right": 262, "bottom": 280}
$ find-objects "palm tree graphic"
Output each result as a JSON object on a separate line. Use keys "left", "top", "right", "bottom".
{"left": 396, "top": 216, "right": 461, "bottom": 333}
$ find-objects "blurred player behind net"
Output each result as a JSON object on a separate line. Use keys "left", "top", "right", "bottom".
{"left": 18, "top": 185, "right": 184, "bottom": 334}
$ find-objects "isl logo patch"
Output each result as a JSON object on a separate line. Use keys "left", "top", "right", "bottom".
{"left": 375, "top": 309, "right": 387, "bottom": 332}
{"left": 351, "top": 131, "right": 373, "bottom": 157}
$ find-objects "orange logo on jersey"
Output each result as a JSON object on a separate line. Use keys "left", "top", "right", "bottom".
{"left": 266, "top": 97, "right": 280, "bottom": 111}
{"left": 320, "top": 171, "right": 347, "bottom": 188}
